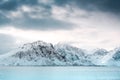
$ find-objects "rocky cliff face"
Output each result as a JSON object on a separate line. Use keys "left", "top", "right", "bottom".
{"left": 0, "top": 41, "right": 120, "bottom": 66}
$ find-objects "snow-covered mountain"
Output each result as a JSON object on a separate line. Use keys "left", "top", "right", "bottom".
{"left": 0, "top": 41, "right": 120, "bottom": 66}
{"left": 112, "top": 47, "right": 120, "bottom": 61}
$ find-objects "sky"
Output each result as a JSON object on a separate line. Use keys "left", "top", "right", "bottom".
{"left": 0, "top": 0, "right": 120, "bottom": 54}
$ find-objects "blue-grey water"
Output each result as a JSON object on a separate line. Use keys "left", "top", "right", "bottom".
{"left": 0, "top": 67, "right": 120, "bottom": 80}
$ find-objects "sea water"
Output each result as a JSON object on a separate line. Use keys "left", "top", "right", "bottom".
{"left": 0, "top": 67, "right": 120, "bottom": 80}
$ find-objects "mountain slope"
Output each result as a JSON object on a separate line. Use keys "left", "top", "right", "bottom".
{"left": 0, "top": 41, "right": 120, "bottom": 66}
{"left": 0, "top": 41, "right": 66, "bottom": 66}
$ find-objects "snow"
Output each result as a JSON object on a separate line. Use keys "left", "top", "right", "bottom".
{"left": 0, "top": 40, "right": 120, "bottom": 66}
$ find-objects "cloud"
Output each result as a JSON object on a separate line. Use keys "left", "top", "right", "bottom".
{"left": 51, "top": 5, "right": 120, "bottom": 31}
{"left": 1, "top": 26, "right": 120, "bottom": 51}
{"left": 0, "top": 0, "right": 74, "bottom": 30}
{"left": 0, "top": 34, "right": 16, "bottom": 54}
{"left": 0, "top": 0, "right": 38, "bottom": 11}
{"left": 0, "top": 0, "right": 120, "bottom": 51}
{"left": 12, "top": 18, "right": 74, "bottom": 30}
{"left": 54, "top": 0, "right": 120, "bottom": 14}
{"left": 0, "top": 0, "right": 120, "bottom": 30}
{"left": 0, "top": 13, "right": 11, "bottom": 25}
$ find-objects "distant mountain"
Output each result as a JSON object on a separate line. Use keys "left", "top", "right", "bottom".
{"left": 112, "top": 47, "right": 120, "bottom": 61}
{"left": 0, "top": 41, "right": 120, "bottom": 66}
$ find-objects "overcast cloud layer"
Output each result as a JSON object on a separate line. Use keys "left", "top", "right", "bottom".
{"left": 0, "top": 0, "right": 120, "bottom": 54}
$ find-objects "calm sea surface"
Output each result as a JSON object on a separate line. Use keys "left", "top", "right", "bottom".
{"left": 0, "top": 67, "right": 120, "bottom": 80}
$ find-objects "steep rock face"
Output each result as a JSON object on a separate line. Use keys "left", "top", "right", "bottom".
{"left": 0, "top": 41, "right": 94, "bottom": 66}
{"left": 0, "top": 41, "right": 66, "bottom": 66}
{"left": 55, "top": 44, "right": 94, "bottom": 66}
{"left": 112, "top": 48, "right": 120, "bottom": 61}
{"left": 0, "top": 41, "right": 120, "bottom": 66}
{"left": 93, "top": 49, "right": 108, "bottom": 56}
{"left": 88, "top": 49, "right": 108, "bottom": 65}
{"left": 13, "top": 41, "right": 62, "bottom": 61}
{"left": 103, "top": 48, "right": 120, "bottom": 66}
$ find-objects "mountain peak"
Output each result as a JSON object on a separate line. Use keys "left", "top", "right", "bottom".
{"left": 0, "top": 40, "right": 120, "bottom": 66}
{"left": 20, "top": 40, "right": 53, "bottom": 50}
{"left": 92, "top": 48, "right": 108, "bottom": 56}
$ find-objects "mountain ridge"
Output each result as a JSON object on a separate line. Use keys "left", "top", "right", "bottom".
{"left": 0, "top": 40, "right": 120, "bottom": 66}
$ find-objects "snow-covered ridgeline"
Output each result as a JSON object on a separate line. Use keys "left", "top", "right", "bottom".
{"left": 0, "top": 40, "right": 120, "bottom": 66}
